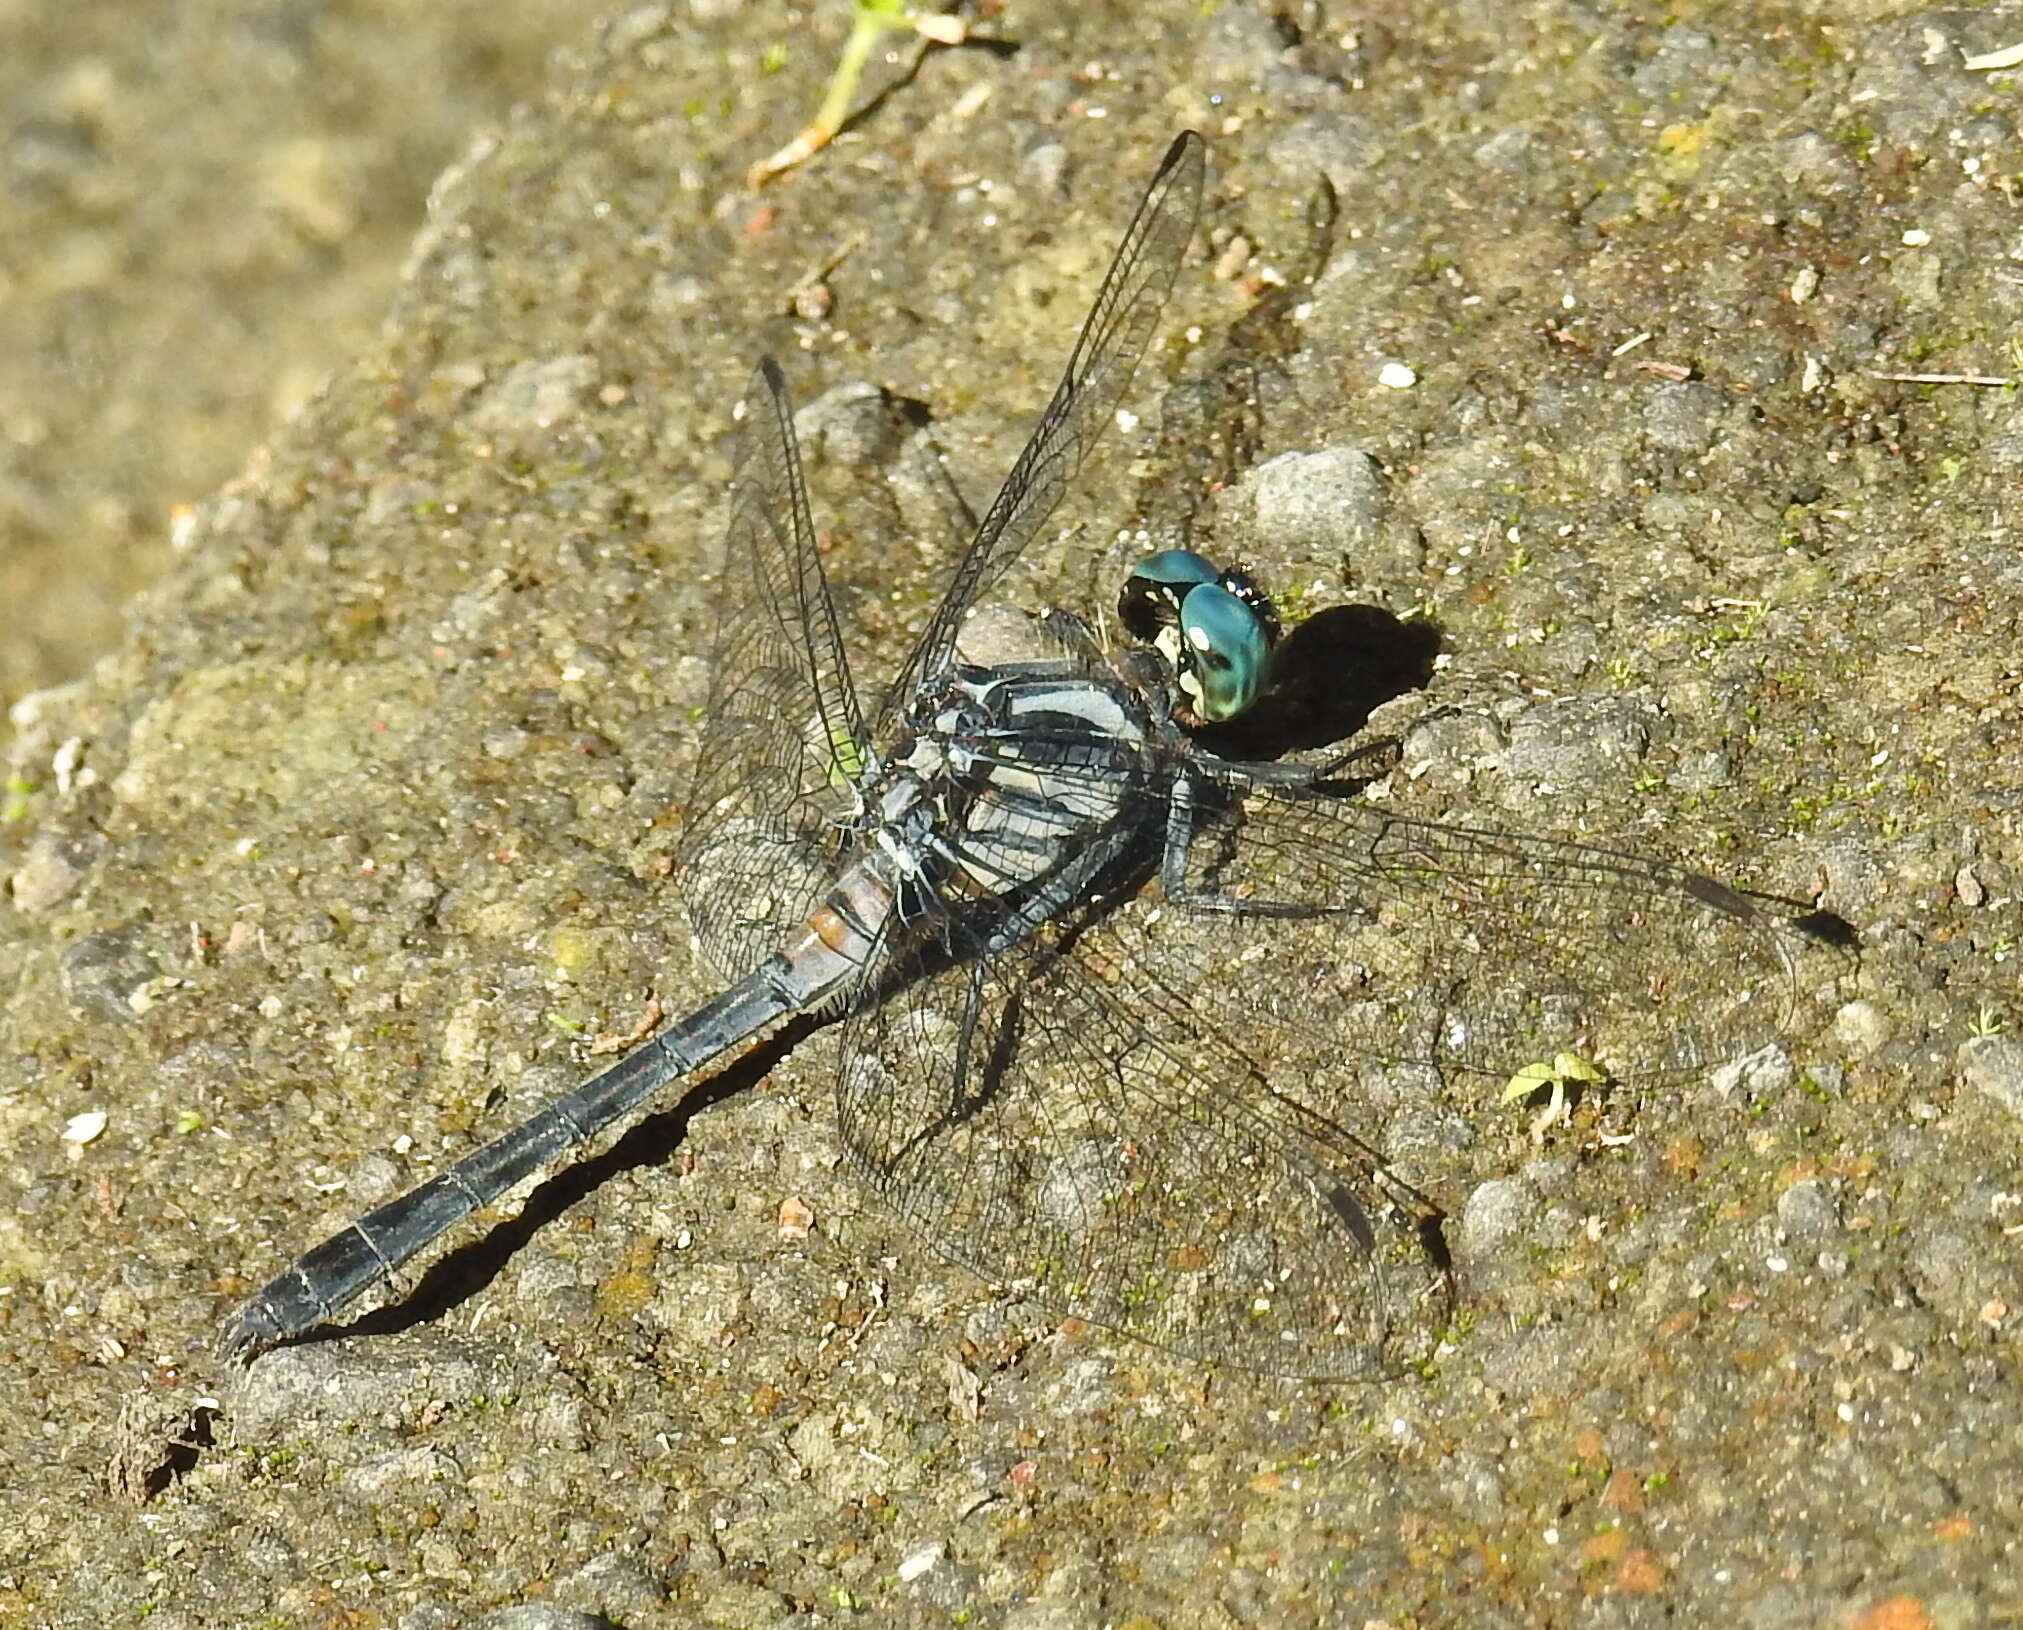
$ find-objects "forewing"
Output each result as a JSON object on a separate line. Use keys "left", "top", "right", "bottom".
{"left": 1142, "top": 773, "right": 1822, "bottom": 1086}
{"left": 680, "top": 359, "right": 867, "bottom": 978}
{"left": 876, "top": 131, "right": 1206, "bottom": 731}
{"left": 835, "top": 921, "right": 1452, "bottom": 1381}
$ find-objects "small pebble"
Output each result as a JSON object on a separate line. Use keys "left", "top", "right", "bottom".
{"left": 1832, "top": 1000, "right": 1894, "bottom": 1057}
{"left": 1960, "top": 1036, "right": 2023, "bottom": 1121}
{"left": 472, "top": 1607, "right": 613, "bottom": 1630}
{"left": 1234, "top": 444, "right": 1387, "bottom": 554}
{"left": 1955, "top": 865, "right": 1985, "bottom": 908}
{"left": 1460, "top": 1176, "right": 1537, "bottom": 1256}
{"left": 1775, "top": 1178, "right": 1840, "bottom": 1244}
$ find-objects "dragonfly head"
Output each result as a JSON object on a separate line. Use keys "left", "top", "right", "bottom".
{"left": 1119, "top": 549, "right": 1281, "bottom": 722}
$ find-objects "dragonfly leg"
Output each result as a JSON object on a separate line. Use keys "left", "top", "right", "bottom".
{"left": 983, "top": 826, "right": 1137, "bottom": 951}
{"left": 1158, "top": 770, "right": 1341, "bottom": 918}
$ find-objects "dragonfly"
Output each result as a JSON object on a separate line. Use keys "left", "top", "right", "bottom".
{"left": 222, "top": 131, "right": 1836, "bottom": 1378}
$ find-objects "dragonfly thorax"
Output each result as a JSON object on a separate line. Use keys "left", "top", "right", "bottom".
{"left": 875, "top": 662, "right": 1154, "bottom": 902}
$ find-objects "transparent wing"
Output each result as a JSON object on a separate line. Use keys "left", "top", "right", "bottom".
{"left": 1135, "top": 770, "right": 1834, "bottom": 1087}
{"left": 835, "top": 896, "right": 1452, "bottom": 1383}
{"left": 875, "top": 130, "right": 1206, "bottom": 732}
{"left": 679, "top": 359, "right": 867, "bottom": 978}
{"left": 827, "top": 753, "right": 1846, "bottom": 1378}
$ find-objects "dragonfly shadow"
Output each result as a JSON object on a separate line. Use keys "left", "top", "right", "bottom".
{"left": 1187, "top": 603, "right": 1442, "bottom": 761}
{"left": 332, "top": 1017, "right": 829, "bottom": 1346}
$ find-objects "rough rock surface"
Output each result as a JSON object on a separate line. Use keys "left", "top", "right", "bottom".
{"left": 0, "top": 0, "right": 603, "bottom": 712}
{"left": 4, "top": 3, "right": 2020, "bottom": 1626}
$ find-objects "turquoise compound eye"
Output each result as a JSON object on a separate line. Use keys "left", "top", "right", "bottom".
{"left": 1119, "top": 549, "right": 1280, "bottom": 722}
{"left": 1119, "top": 549, "right": 1221, "bottom": 646}
{"left": 1131, "top": 549, "right": 1221, "bottom": 589}
{"left": 1176, "top": 582, "right": 1270, "bottom": 721}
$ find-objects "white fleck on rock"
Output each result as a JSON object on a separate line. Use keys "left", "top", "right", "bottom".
{"left": 897, "top": 1540, "right": 947, "bottom": 1582}
{"left": 61, "top": 1109, "right": 109, "bottom": 1146}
